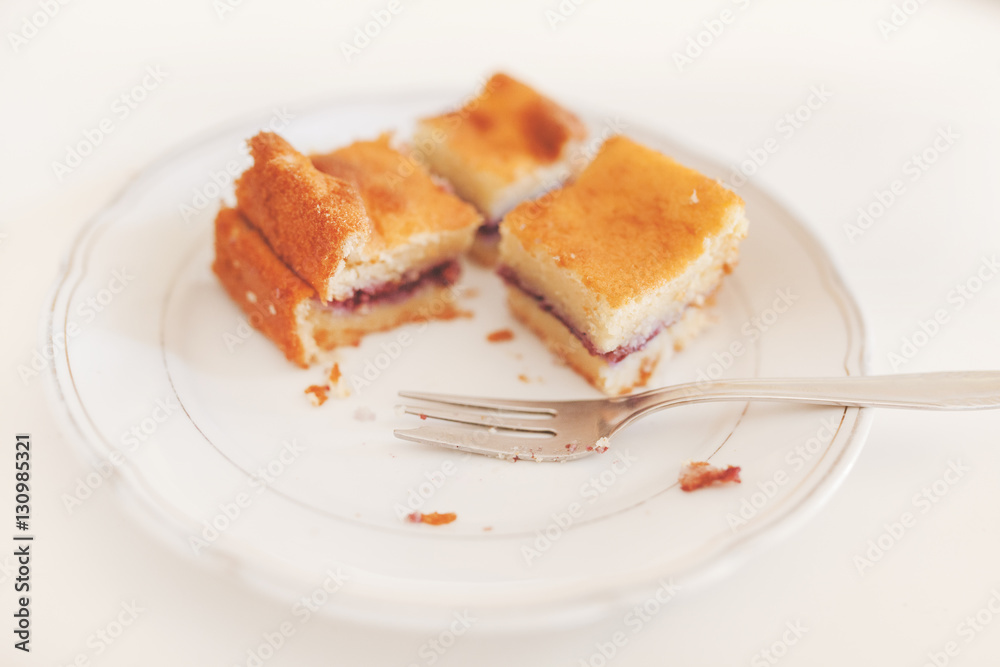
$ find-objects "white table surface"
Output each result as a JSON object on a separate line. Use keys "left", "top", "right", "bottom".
{"left": 3, "top": 0, "right": 1000, "bottom": 664}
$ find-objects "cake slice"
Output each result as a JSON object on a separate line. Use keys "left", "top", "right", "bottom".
{"left": 213, "top": 132, "right": 481, "bottom": 367}
{"left": 414, "top": 73, "right": 587, "bottom": 264}
{"left": 499, "top": 136, "right": 748, "bottom": 395}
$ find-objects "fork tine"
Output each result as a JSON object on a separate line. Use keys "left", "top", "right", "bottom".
{"left": 398, "top": 390, "right": 558, "bottom": 415}
{"left": 401, "top": 405, "right": 556, "bottom": 434}
{"left": 394, "top": 425, "right": 567, "bottom": 461}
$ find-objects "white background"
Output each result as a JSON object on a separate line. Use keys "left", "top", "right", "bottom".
{"left": 2, "top": 0, "right": 1000, "bottom": 665}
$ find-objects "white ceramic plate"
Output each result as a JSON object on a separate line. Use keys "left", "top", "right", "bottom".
{"left": 45, "top": 93, "right": 871, "bottom": 629}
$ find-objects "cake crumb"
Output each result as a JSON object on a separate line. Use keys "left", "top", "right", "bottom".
{"left": 679, "top": 461, "right": 742, "bottom": 492}
{"left": 487, "top": 329, "right": 514, "bottom": 343}
{"left": 406, "top": 511, "right": 457, "bottom": 526}
{"left": 305, "top": 384, "right": 330, "bottom": 406}
{"left": 483, "top": 526, "right": 493, "bottom": 532}
{"left": 518, "top": 373, "right": 530, "bottom": 383}
{"left": 328, "top": 363, "right": 350, "bottom": 398}
{"left": 585, "top": 437, "right": 610, "bottom": 454}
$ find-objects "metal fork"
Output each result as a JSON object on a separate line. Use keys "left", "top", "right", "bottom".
{"left": 395, "top": 372, "right": 1000, "bottom": 462}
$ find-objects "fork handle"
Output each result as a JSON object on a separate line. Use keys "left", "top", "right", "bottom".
{"left": 632, "top": 371, "right": 1000, "bottom": 414}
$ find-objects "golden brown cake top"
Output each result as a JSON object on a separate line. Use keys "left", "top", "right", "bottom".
{"left": 310, "top": 134, "right": 482, "bottom": 251}
{"left": 419, "top": 73, "right": 587, "bottom": 182}
{"left": 235, "top": 132, "right": 370, "bottom": 300}
{"left": 503, "top": 135, "right": 746, "bottom": 308}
